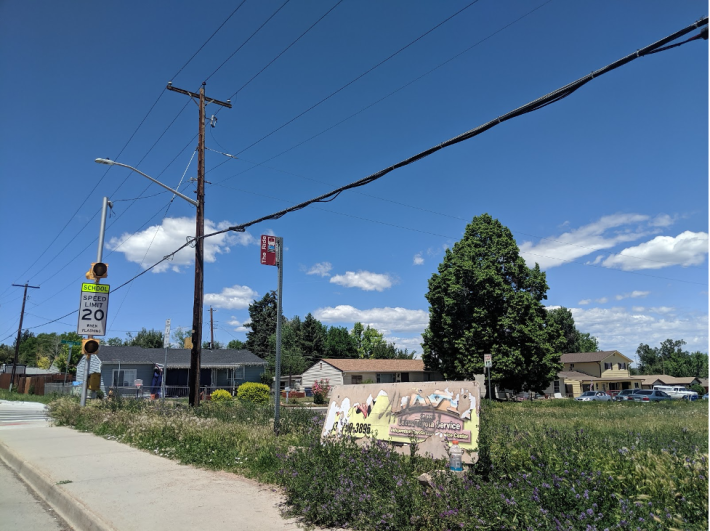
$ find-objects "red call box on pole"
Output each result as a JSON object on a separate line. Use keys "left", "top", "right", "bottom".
{"left": 260, "top": 235, "right": 277, "bottom": 266}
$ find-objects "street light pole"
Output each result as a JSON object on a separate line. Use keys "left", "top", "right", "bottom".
{"left": 96, "top": 79, "right": 230, "bottom": 407}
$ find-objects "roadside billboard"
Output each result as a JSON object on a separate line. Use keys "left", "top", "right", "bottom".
{"left": 322, "top": 381, "right": 481, "bottom": 464}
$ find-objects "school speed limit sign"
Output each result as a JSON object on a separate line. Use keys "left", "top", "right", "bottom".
{"left": 77, "top": 283, "right": 110, "bottom": 336}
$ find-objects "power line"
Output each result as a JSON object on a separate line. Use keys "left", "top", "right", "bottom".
{"left": 226, "top": 0, "right": 345, "bottom": 98}
{"left": 204, "top": 0, "right": 292, "bottom": 82}
{"left": 233, "top": 0, "right": 481, "bottom": 157}
{"left": 14, "top": 17, "right": 709, "bottom": 335}
{"left": 171, "top": 0, "right": 249, "bottom": 81}
{"left": 203, "top": 17, "right": 707, "bottom": 239}
{"left": 221, "top": 157, "right": 701, "bottom": 270}
{"left": 210, "top": 180, "right": 707, "bottom": 286}
{"left": 6, "top": 0, "right": 249, "bottom": 288}
{"left": 208, "top": 0, "right": 554, "bottom": 181}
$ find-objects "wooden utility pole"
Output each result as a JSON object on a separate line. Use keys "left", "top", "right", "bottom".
{"left": 167, "top": 81, "right": 231, "bottom": 406}
{"left": 9, "top": 283, "right": 39, "bottom": 392}
{"left": 209, "top": 306, "right": 215, "bottom": 349}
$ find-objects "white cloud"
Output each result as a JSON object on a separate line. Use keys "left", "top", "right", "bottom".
{"left": 305, "top": 262, "right": 332, "bottom": 277}
{"left": 570, "top": 306, "right": 707, "bottom": 359}
{"left": 314, "top": 305, "right": 429, "bottom": 335}
{"left": 601, "top": 231, "right": 708, "bottom": 271}
{"left": 413, "top": 253, "right": 424, "bottom": 266}
{"left": 519, "top": 213, "right": 652, "bottom": 269}
{"left": 631, "top": 306, "right": 645, "bottom": 312}
{"left": 329, "top": 271, "right": 394, "bottom": 292}
{"left": 649, "top": 214, "right": 676, "bottom": 227}
{"left": 227, "top": 316, "right": 251, "bottom": 333}
{"left": 615, "top": 290, "right": 650, "bottom": 301}
{"left": 595, "top": 297, "right": 608, "bottom": 304}
{"left": 106, "top": 217, "right": 255, "bottom": 273}
{"left": 578, "top": 299, "right": 591, "bottom": 305}
{"left": 204, "top": 285, "right": 258, "bottom": 310}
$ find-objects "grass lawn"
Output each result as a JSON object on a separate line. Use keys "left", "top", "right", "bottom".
{"left": 48, "top": 396, "right": 708, "bottom": 530}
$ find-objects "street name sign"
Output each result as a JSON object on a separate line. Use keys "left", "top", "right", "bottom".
{"left": 77, "top": 283, "right": 110, "bottom": 336}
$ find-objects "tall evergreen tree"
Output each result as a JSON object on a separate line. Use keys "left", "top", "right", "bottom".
{"left": 300, "top": 313, "right": 326, "bottom": 363}
{"left": 245, "top": 291, "right": 277, "bottom": 359}
{"left": 422, "top": 213, "right": 563, "bottom": 393}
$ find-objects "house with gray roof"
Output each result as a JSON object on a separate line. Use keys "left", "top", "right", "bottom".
{"left": 76, "top": 346, "right": 266, "bottom": 397}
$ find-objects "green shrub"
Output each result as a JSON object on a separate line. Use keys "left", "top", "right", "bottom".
{"left": 237, "top": 382, "right": 270, "bottom": 404}
{"left": 690, "top": 383, "right": 705, "bottom": 396}
{"left": 210, "top": 389, "right": 232, "bottom": 403}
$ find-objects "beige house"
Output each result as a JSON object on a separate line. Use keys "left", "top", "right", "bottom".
{"left": 300, "top": 359, "right": 442, "bottom": 389}
{"left": 638, "top": 375, "right": 702, "bottom": 389}
{"left": 544, "top": 351, "right": 644, "bottom": 398}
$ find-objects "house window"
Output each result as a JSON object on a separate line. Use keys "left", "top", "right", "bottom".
{"left": 112, "top": 369, "right": 137, "bottom": 387}
{"left": 376, "top": 373, "right": 395, "bottom": 384}
{"left": 553, "top": 380, "right": 560, "bottom": 394}
{"left": 634, "top": 382, "right": 639, "bottom": 388}
{"left": 604, "top": 363, "right": 612, "bottom": 370}
{"left": 351, "top": 375, "right": 363, "bottom": 385}
{"left": 570, "top": 364, "right": 574, "bottom": 369}
{"left": 619, "top": 362, "right": 626, "bottom": 370}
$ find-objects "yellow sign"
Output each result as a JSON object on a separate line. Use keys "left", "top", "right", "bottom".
{"left": 322, "top": 381, "right": 481, "bottom": 464}
{"left": 81, "top": 283, "right": 110, "bottom": 293}
{"left": 88, "top": 373, "right": 101, "bottom": 391}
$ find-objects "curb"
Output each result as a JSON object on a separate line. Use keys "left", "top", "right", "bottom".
{"left": 0, "top": 439, "right": 115, "bottom": 531}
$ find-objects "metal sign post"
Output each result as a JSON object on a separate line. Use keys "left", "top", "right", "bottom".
{"left": 162, "top": 319, "right": 171, "bottom": 402}
{"left": 260, "top": 234, "right": 283, "bottom": 435}
{"left": 80, "top": 196, "right": 110, "bottom": 407}
{"left": 484, "top": 354, "right": 492, "bottom": 401}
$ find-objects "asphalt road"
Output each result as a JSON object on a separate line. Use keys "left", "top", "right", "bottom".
{"left": 0, "top": 448, "right": 72, "bottom": 530}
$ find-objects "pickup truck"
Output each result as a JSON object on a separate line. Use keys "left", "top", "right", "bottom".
{"left": 653, "top": 385, "right": 698, "bottom": 400}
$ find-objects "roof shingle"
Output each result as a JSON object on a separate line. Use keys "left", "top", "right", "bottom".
{"left": 322, "top": 359, "right": 427, "bottom": 373}
{"left": 95, "top": 346, "right": 266, "bottom": 368}
{"left": 560, "top": 351, "right": 631, "bottom": 363}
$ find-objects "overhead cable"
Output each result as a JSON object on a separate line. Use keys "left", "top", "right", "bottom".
{"left": 203, "top": 17, "right": 707, "bottom": 239}
{"left": 234, "top": 0, "right": 482, "bottom": 156}
{"left": 209, "top": 0, "right": 554, "bottom": 182}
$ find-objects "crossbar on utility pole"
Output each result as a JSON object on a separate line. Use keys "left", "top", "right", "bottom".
{"left": 9, "top": 283, "right": 40, "bottom": 392}
{"left": 167, "top": 81, "right": 231, "bottom": 407}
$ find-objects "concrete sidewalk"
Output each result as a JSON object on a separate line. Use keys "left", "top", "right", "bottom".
{"left": 0, "top": 424, "right": 305, "bottom": 531}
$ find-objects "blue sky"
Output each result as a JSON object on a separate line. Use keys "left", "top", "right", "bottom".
{"left": 1, "top": 1, "right": 707, "bottom": 362}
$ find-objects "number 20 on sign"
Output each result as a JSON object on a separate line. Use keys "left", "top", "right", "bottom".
{"left": 77, "top": 283, "right": 110, "bottom": 336}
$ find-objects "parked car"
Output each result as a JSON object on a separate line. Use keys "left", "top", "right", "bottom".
{"left": 613, "top": 389, "right": 637, "bottom": 402}
{"left": 682, "top": 392, "right": 699, "bottom": 401}
{"left": 630, "top": 389, "right": 672, "bottom": 402}
{"left": 575, "top": 391, "right": 612, "bottom": 402}
{"left": 703, "top": 393, "right": 708, "bottom": 400}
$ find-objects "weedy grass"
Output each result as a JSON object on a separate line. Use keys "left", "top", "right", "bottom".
{"left": 48, "top": 397, "right": 708, "bottom": 530}
{"left": 0, "top": 388, "right": 74, "bottom": 404}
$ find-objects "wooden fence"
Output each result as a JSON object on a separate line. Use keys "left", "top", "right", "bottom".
{"left": 0, "top": 373, "right": 74, "bottom": 395}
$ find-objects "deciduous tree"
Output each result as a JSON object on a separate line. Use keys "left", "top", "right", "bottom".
{"left": 422, "top": 213, "right": 563, "bottom": 393}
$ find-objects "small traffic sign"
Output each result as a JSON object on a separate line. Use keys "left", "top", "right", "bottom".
{"left": 484, "top": 354, "right": 492, "bottom": 368}
{"left": 77, "top": 283, "right": 110, "bottom": 336}
{"left": 260, "top": 235, "right": 278, "bottom": 266}
{"left": 163, "top": 319, "right": 171, "bottom": 349}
